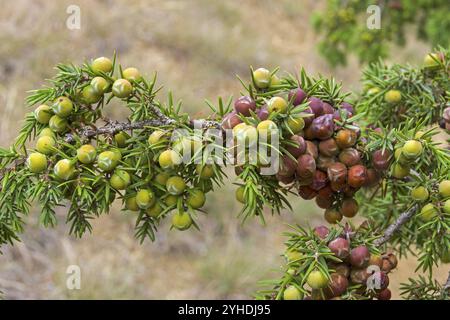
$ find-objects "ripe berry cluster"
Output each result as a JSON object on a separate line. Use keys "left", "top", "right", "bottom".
{"left": 223, "top": 68, "right": 392, "bottom": 223}
{"left": 279, "top": 224, "right": 397, "bottom": 300}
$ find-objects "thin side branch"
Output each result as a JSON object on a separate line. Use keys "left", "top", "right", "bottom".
{"left": 374, "top": 204, "right": 419, "bottom": 246}
{"left": 65, "top": 103, "right": 221, "bottom": 143}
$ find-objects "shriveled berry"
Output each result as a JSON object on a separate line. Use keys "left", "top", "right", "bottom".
{"left": 381, "top": 253, "right": 398, "bottom": 273}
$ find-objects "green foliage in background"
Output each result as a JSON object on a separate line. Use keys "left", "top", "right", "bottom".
{"left": 312, "top": 0, "right": 450, "bottom": 66}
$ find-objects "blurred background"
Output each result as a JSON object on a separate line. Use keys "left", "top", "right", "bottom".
{"left": 0, "top": 0, "right": 446, "bottom": 299}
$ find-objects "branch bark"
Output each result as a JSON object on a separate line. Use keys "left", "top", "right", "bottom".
{"left": 65, "top": 103, "right": 221, "bottom": 143}
{"left": 374, "top": 204, "right": 419, "bottom": 246}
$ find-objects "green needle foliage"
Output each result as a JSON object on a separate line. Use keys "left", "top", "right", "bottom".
{"left": 0, "top": 48, "right": 449, "bottom": 299}
{"left": 312, "top": 0, "right": 450, "bottom": 66}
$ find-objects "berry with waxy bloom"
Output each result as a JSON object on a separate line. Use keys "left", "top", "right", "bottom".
{"left": 54, "top": 159, "right": 75, "bottom": 181}
{"left": 171, "top": 212, "right": 192, "bottom": 231}
{"left": 34, "top": 104, "right": 52, "bottom": 124}
{"left": 372, "top": 149, "right": 392, "bottom": 171}
{"left": 110, "top": 169, "right": 131, "bottom": 190}
{"left": 328, "top": 237, "right": 350, "bottom": 260}
{"left": 52, "top": 96, "right": 73, "bottom": 118}
{"left": 49, "top": 115, "right": 68, "bottom": 133}
{"left": 166, "top": 176, "right": 186, "bottom": 196}
{"left": 338, "top": 148, "right": 360, "bottom": 167}
{"left": 310, "top": 114, "right": 334, "bottom": 140}
{"left": 310, "top": 170, "right": 328, "bottom": 191}
{"left": 349, "top": 245, "right": 370, "bottom": 268}
{"left": 252, "top": 68, "right": 271, "bottom": 89}
{"left": 186, "top": 189, "right": 206, "bottom": 209}
{"left": 313, "top": 225, "right": 329, "bottom": 239}
{"left": 267, "top": 96, "right": 288, "bottom": 114}
{"left": 81, "top": 85, "right": 102, "bottom": 104}
{"left": 419, "top": 203, "right": 438, "bottom": 221}
{"left": 322, "top": 102, "right": 334, "bottom": 114}
{"left": 256, "top": 105, "right": 269, "bottom": 121}
{"left": 221, "top": 111, "right": 242, "bottom": 129}
{"left": 122, "top": 67, "right": 141, "bottom": 81}
{"left": 288, "top": 88, "right": 307, "bottom": 106}
{"left": 327, "top": 162, "right": 347, "bottom": 190}
{"left": 307, "top": 97, "right": 324, "bottom": 117}
{"left": 402, "top": 140, "right": 423, "bottom": 159}
{"left": 27, "top": 152, "right": 48, "bottom": 173}
{"left": 76, "top": 144, "right": 97, "bottom": 164}
{"left": 91, "top": 76, "right": 110, "bottom": 94}
{"left": 112, "top": 79, "right": 133, "bottom": 98}
{"left": 158, "top": 149, "right": 182, "bottom": 169}
{"left": 325, "top": 273, "right": 348, "bottom": 297}
{"left": 296, "top": 154, "right": 316, "bottom": 179}
{"left": 91, "top": 57, "right": 113, "bottom": 73}
{"left": 319, "top": 138, "right": 339, "bottom": 157}
{"left": 286, "top": 135, "right": 306, "bottom": 158}
{"left": 335, "top": 129, "right": 357, "bottom": 149}
{"left": 36, "top": 136, "right": 56, "bottom": 155}
{"left": 97, "top": 151, "right": 119, "bottom": 172}
{"left": 234, "top": 96, "right": 256, "bottom": 116}
{"left": 136, "top": 189, "right": 156, "bottom": 209}
{"left": 347, "top": 165, "right": 367, "bottom": 188}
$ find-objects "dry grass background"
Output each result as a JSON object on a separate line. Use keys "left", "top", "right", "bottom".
{"left": 0, "top": 0, "right": 447, "bottom": 299}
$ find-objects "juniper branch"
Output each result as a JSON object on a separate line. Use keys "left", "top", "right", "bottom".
{"left": 374, "top": 204, "right": 419, "bottom": 246}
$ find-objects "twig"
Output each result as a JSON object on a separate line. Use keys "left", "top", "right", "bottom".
{"left": 444, "top": 272, "right": 450, "bottom": 291}
{"left": 374, "top": 204, "right": 419, "bottom": 246}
